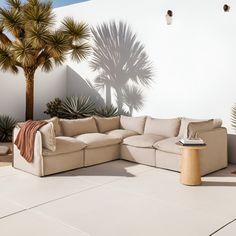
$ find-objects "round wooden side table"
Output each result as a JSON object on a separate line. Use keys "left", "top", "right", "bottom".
{"left": 176, "top": 143, "right": 206, "bottom": 186}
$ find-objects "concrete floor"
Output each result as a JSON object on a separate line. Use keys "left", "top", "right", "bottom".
{"left": 0, "top": 160, "right": 236, "bottom": 236}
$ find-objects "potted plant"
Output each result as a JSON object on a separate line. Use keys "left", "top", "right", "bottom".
{"left": 0, "top": 115, "right": 16, "bottom": 156}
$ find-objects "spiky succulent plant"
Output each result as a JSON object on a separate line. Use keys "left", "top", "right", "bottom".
{"left": 95, "top": 105, "right": 119, "bottom": 117}
{"left": 0, "top": 115, "right": 16, "bottom": 142}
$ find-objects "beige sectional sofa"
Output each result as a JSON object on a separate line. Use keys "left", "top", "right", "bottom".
{"left": 13, "top": 116, "right": 228, "bottom": 177}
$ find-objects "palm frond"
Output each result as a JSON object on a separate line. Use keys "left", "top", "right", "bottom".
{"left": 46, "top": 31, "right": 69, "bottom": 59}
{"left": 26, "top": 23, "right": 50, "bottom": 49}
{"left": 23, "top": 0, "right": 55, "bottom": 27}
{"left": 0, "top": 44, "right": 18, "bottom": 73}
{"left": 6, "top": 0, "right": 22, "bottom": 10}
{"left": 61, "top": 17, "right": 90, "bottom": 42}
{"left": 70, "top": 43, "right": 90, "bottom": 62}
{"left": 0, "top": 8, "right": 23, "bottom": 37}
{"left": 11, "top": 41, "right": 36, "bottom": 66}
{"left": 41, "top": 57, "right": 53, "bottom": 72}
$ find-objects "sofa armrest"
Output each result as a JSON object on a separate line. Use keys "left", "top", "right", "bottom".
{"left": 196, "top": 128, "right": 228, "bottom": 175}
{"left": 13, "top": 127, "right": 44, "bottom": 176}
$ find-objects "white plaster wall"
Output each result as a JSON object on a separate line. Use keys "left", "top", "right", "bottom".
{"left": 0, "top": 66, "right": 67, "bottom": 121}
{"left": 55, "top": 0, "right": 236, "bottom": 134}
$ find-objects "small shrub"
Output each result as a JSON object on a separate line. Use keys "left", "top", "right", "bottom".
{"left": 44, "top": 98, "right": 62, "bottom": 118}
{"left": 0, "top": 115, "right": 17, "bottom": 142}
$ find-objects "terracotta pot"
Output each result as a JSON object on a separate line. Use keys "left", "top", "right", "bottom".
{"left": 0, "top": 142, "right": 13, "bottom": 154}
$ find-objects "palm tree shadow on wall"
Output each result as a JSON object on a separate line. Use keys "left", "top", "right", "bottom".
{"left": 90, "top": 21, "right": 154, "bottom": 115}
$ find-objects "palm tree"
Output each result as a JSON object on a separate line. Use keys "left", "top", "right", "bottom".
{"left": 90, "top": 21, "right": 153, "bottom": 113}
{"left": 0, "top": 0, "right": 90, "bottom": 120}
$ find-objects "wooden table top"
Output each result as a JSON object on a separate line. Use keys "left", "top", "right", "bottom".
{"left": 176, "top": 142, "right": 206, "bottom": 150}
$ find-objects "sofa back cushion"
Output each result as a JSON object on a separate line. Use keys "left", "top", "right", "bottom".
{"left": 120, "top": 116, "right": 146, "bottom": 134}
{"left": 188, "top": 119, "right": 215, "bottom": 138}
{"left": 60, "top": 117, "right": 98, "bottom": 137}
{"left": 94, "top": 116, "right": 120, "bottom": 133}
{"left": 144, "top": 117, "right": 181, "bottom": 137}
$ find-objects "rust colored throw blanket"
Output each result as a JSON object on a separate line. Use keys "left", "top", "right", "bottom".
{"left": 15, "top": 120, "right": 48, "bottom": 163}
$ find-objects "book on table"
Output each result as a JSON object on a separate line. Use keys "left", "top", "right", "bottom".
{"left": 179, "top": 138, "right": 205, "bottom": 146}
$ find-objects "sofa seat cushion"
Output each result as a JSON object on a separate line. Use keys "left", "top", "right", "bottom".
{"left": 123, "top": 134, "right": 165, "bottom": 148}
{"left": 153, "top": 137, "right": 181, "bottom": 155}
{"left": 43, "top": 137, "right": 86, "bottom": 156}
{"left": 75, "top": 133, "right": 121, "bottom": 148}
{"left": 106, "top": 129, "right": 138, "bottom": 139}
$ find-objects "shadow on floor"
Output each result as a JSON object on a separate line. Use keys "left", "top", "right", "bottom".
{"left": 202, "top": 181, "right": 236, "bottom": 187}
{"left": 54, "top": 161, "right": 138, "bottom": 177}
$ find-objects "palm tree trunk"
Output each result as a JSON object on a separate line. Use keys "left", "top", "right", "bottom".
{"left": 105, "top": 84, "right": 111, "bottom": 107}
{"left": 24, "top": 68, "right": 36, "bottom": 121}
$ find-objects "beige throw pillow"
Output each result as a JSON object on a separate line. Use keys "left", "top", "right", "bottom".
{"left": 144, "top": 117, "right": 181, "bottom": 137}
{"left": 188, "top": 119, "right": 215, "bottom": 138}
{"left": 94, "top": 116, "right": 120, "bottom": 133}
{"left": 60, "top": 117, "right": 98, "bottom": 137}
{"left": 45, "top": 117, "right": 63, "bottom": 136}
{"left": 40, "top": 122, "right": 56, "bottom": 151}
{"left": 120, "top": 116, "right": 146, "bottom": 134}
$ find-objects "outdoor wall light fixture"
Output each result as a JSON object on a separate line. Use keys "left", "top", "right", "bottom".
{"left": 223, "top": 4, "right": 230, "bottom": 12}
{"left": 166, "top": 10, "right": 173, "bottom": 25}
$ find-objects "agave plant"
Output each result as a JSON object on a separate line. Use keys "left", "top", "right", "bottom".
{"left": 59, "top": 96, "right": 96, "bottom": 119}
{"left": 0, "top": 115, "right": 16, "bottom": 142}
{"left": 231, "top": 104, "right": 236, "bottom": 132}
{"left": 95, "top": 105, "right": 119, "bottom": 117}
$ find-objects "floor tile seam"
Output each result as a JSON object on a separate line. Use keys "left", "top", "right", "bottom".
{"left": 0, "top": 209, "right": 27, "bottom": 220}
{"left": 29, "top": 209, "right": 91, "bottom": 236}
{"left": 21, "top": 182, "right": 114, "bottom": 210}
{"left": 209, "top": 218, "right": 236, "bottom": 235}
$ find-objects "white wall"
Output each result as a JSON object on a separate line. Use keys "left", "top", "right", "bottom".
{"left": 55, "top": 0, "right": 236, "bottom": 134}
{"left": 0, "top": 66, "right": 67, "bottom": 121}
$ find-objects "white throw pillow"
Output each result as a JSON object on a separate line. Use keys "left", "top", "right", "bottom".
{"left": 40, "top": 122, "right": 56, "bottom": 151}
